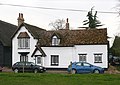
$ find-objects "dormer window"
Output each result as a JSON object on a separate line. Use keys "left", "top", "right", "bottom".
{"left": 52, "top": 36, "right": 60, "bottom": 46}
{"left": 18, "top": 32, "right": 30, "bottom": 49}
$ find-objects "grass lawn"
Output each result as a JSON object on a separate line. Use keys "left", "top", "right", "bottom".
{"left": 0, "top": 73, "right": 120, "bottom": 85}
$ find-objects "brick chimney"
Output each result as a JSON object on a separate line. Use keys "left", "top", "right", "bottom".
{"left": 66, "top": 18, "right": 69, "bottom": 29}
{"left": 17, "top": 13, "right": 24, "bottom": 26}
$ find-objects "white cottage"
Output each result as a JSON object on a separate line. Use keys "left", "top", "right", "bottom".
{"left": 12, "top": 13, "right": 109, "bottom": 69}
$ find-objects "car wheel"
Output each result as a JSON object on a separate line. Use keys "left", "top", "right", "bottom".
{"left": 14, "top": 68, "right": 19, "bottom": 73}
{"left": 34, "top": 69, "right": 38, "bottom": 73}
{"left": 71, "top": 69, "right": 76, "bottom": 74}
{"left": 94, "top": 69, "right": 100, "bottom": 74}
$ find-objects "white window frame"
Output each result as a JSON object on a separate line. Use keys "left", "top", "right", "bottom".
{"left": 18, "top": 38, "right": 30, "bottom": 49}
{"left": 52, "top": 36, "right": 60, "bottom": 46}
{"left": 20, "top": 55, "right": 28, "bottom": 62}
{"left": 79, "top": 54, "right": 87, "bottom": 62}
{"left": 37, "top": 57, "right": 41, "bottom": 64}
{"left": 51, "top": 55, "right": 59, "bottom": 66}
{"left": 94, "top": 54, "right": 102, "bottom": 63}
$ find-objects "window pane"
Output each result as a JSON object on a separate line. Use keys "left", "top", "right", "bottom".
{"left": 20, "top": 56, "right": 24, "bottom": 62}
{"left": 79, "top": 54, "right": 86, "bottom": 62}
{"left": 18, "top": 38, "right": 30, "bottom": 49}
{"left": 52, "top": 36, "right": 60, "bottom": 46}
{"left": 94, "top": 54, "right": 102, "bottom": 63}
{"left": 51, "top": 55, "right": 59, "bottom": 66}
{"left": 25, "top": 56, "right": 28, "bottom": 62}
{"left": 20, "top": 56, "right": 28, "bottom": 62}
{"left": 37, "top": 57, "right": 41, "bottom": 64}
{"left": 76, "top": 62, "right": 82, "bottom": 66}
{"left": 84, "top": 63, "right": 90, "bottom": 66}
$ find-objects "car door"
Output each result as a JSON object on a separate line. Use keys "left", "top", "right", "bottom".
{"left": 75, "top": 62, "right": 84, "bottom": 73}
{"left": 25, "top": 62, "right": 33, "bottom": 72}
{"left": 18, "top": 62, "right": 25, "bottom": 72}
{"left": 82, "top": 63, "right": 92, "bottom": 73}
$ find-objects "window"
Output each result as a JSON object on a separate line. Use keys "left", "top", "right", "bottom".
{"left": 79, "top": 54, "right": 87, "bottom": 62}
{"left": 20, "top": 56, "right": 28, "bottom": 62}
{"left": 18, "top": 38, "right": 30, "bottom": 49}
{"left": 17, "top": 32, "right": 30, "bottom": 49}
{"left": 83, "top": 63, "right": 90, "bottom": 66}
{"left": 51, "top": 55, "right": 59, "bottom": 66}
{"left": 76, "top": 62, "right": 82, "bottom": 66}
{"left": 52, "top": 36, "right": 60, "bottom": 46}
{"left": 94, "top": 54, "right": 102, "bottom": 63}
{"left": 18, "top": 62, "right": 24, "bottom": 66}
{"left": 37, "top": 57, "right": 41, "bottom": 64}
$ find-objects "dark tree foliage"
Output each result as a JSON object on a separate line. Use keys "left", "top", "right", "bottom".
{"left": 110, "top": 36, "right": 120, "bottom": 57}
{"left": 83, "top": 7, "right": 103, "bottom": 29}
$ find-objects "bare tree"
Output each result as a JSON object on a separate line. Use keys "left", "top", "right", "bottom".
{"left": 49, "top": 19, "right": 65, "bottom": 30}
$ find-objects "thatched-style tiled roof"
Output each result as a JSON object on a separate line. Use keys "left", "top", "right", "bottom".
{"left": 17, "top": 32, "right": 30, "bottom": 38}
{"left": 11, "top": 23, "right": 46, "bottom": 39}
{"left": 0, "top": 20, "right": 17, "bottom": 46}
{"left": 39, "top": 28, "right": 108, "bottom": 46}
{"left": 12, "top": 23, "right": 108, "bottom": 47}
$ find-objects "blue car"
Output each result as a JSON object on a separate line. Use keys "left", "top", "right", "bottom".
{"left": 68, "top": 62, "right": 104, "bottom": 74}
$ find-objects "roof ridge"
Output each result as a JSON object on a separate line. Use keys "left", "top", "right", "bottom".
{"left": 0, "top": 20, "right": 17, "bottom": 27}
{"left": 24, "top": 23, "right": 46, "bottom": 31}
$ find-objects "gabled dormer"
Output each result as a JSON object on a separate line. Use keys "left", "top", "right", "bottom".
{"left": 51, "top": 33, "right": 61, "bottom": 46}
{"left": 17, "top": 32, "right": 30, "bottom": 49}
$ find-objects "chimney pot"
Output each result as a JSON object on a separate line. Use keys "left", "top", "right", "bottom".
{"left": 66, "top": 18, "right": 69, "bottom": 29}
{"left": 21, "top": 13, "right": 23, "bottom": 18}
{"left": 67, "top": 18, "right": 68, "bottom": 23}
{"left": 17, "top": 13, "right": 24, "bottom": 26}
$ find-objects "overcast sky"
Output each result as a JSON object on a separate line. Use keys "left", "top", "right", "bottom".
{"left": 0, "top": 0, "right": 120, "bottom": 46}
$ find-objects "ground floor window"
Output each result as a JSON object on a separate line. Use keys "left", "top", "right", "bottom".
{"left": 79, "top": 54, "right": 87, "bottom": 62}
{"left": 51, "top": 55, "right": 59, "bottom": 66}
{"left": 37, "top": 57, "right": 41, "bottom": 64}
{"left": 94, "top": 54, "right": 102, "bottom": 63}
{"left": 20, "top": 55, "right": 28, "bottom": 62}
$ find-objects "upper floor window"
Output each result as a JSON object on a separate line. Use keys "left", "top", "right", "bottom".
{"left": 18, "top": 38, "right": 30, "bottom": 49}
{"left": 94, "top": 54, "right": 102, "bottom": 63}
{"left": 18, "top": 32, "right": 30, "bottom": 49}
{"left": 52, "top": 36, "right": 60, "bottom": 46}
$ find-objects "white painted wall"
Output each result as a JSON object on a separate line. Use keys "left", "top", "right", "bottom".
{"left": 42, "top": 47, "right": 73, "bottom": 68}
{"left": 42, "top": 45, "right": 108, "bottom": 68}
{"left": 12, "top": 26, "right": 37, "bottom": 65}
{"left": 12, "top": 26, "right": 108, "bottom": 68}
{"left": 74, "top": 45, "right": 108, "bottom": 68}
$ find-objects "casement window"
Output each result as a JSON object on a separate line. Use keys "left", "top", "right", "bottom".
{"left": 52, "top": 36, "right": 60, "bottom": 46}
{"left": 20, "top": 55, "right": 28, "bottom": 62}
{"left": 18, "top": 32, "right": 30, "bottom": 49}
{"left": 79, "top": 54, "right": 87, "bottom": 62}
{"left": 37, "top": 57, "right": 41, "bottom": 64}
{"left": 18, "top": 38, "right": 30, "bottom": 49}
{"left": 94, "top": 54, "right": 102, "bottom": 63}
{"left": 51, "top": 55, "right": 59, "bottom": 66}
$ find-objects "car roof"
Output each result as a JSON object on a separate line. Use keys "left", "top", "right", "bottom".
{"left": 73, "top": 62, "right": 87, "bottom": 63}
